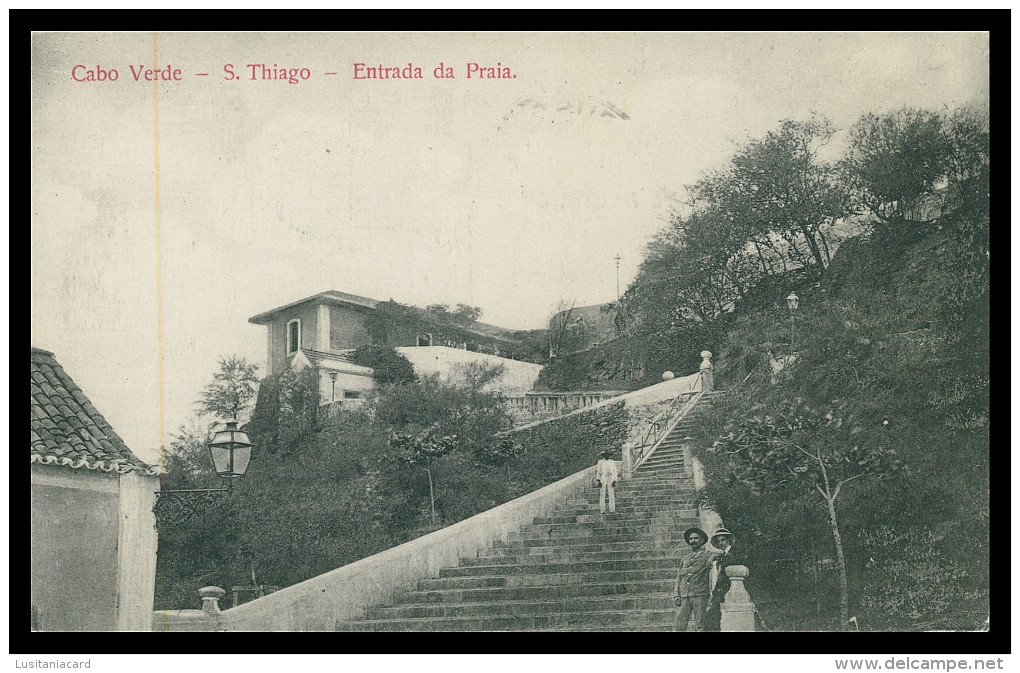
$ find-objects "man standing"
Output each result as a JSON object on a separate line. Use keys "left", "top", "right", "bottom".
{"left": 674, "top": 526, "right": 718, "bottom": 632}
{"left": 705, "top": 526, "right": 738, "bottom": 632}
{"left": 595, "top": 450, "right": 619, "bottom": 514}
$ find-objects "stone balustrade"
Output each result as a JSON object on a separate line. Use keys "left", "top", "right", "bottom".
{"left": 504, "top": 391, "right": 626, "bottom": 423}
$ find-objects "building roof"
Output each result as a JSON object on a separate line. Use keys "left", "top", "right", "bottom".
{"left": 31, "top": 348, "right": 158, "bottom": 475}
{"left": 299, "top": 349, "right": 375, "bottom": 376}
{"left": 248, "top": 291, "right": 380, "bottom": 325}
{"left": 248, "top": 290, "right": 520, "bottom": 342}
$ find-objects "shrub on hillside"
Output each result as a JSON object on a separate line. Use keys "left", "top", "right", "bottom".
{"left": 349, "top": 345, "right": 418, "bottom": 385}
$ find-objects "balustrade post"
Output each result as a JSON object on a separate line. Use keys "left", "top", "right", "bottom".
{"left": 199, "top": 586, "right": 226, "bottom": 617}
{"left": 720, "top": 566, "right": 755, "bottom": 631}
{"left": 622, "top": 442, "right": 634, "bottom": 480}
{"left": 699, "top": 350, "right": 714, "bottom": 393}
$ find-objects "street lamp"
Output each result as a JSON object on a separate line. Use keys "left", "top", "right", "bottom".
{"left": 153, "top": 421, "right": 253, "bottom": 530}
{"left": 786, "top": 292, "right": 800, "bottom": 358}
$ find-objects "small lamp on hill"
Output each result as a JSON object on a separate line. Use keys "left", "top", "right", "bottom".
{"left": 153, "top": 420, "right": 254, "bottom": 530}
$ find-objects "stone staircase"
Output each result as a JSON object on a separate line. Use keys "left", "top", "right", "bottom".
{"left": 633, "top": 389, "right": 726, "bottom": 474}
{"left": 335, "top": 390, "right": 724, "bottom": 632}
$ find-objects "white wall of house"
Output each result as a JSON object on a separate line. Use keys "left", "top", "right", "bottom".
{"left": 395, "top": 346, "right": 543, "bottom": 395}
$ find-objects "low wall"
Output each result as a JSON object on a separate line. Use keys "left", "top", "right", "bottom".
{"left": 395, "top": 346, "right": 543, "bottom": 395}
{"left": 691, "top": 455, "right": 724, "bottom": 539}
{"left": 172, "top": 464, "right": 595, "bottom": 631}
{"left": 504, "top": 391, "right": 625, "bottom": 424}
{"left": 503, "top": 372, "right": 700, "bottom": 437}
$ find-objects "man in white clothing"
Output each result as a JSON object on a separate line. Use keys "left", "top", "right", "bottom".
{"left": 595, "top": 450, "right": 619, "bottom": 514}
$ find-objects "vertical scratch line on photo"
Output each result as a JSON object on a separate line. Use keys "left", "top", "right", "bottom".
{"left": 152, "top": 32, "right": 167, "bottom": 468}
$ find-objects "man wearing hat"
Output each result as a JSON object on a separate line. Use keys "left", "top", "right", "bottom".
{"left": 705, "top": 527, "right": 738, "bottom": 631}
{"left": 594, "top": 450, "right": 619, "bottom": 514}
{"left": 673, "top": 526, "right": 719, "bottom": 631}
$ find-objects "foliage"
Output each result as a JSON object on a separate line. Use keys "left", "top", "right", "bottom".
{"left": 842, "top": 109, "right": 952, "bottom": 224}
{"left": 349, "top": 345, "right": 418, "bottom": 385}
{"left": 689, "top": 117, "right": 847, "bottom": 274}
{"left": 390, "top": 423, "right": 458, "bottom": 523}
{"left": 857, "top": 526, "right": 986, "bottom": 630}
{"left": 475, "top": 435, "right": 527, "bottom": 489}
{"left": 158, "top": 358, "right": 635, "bottom": 607}
{"left": 674, "top": 104, "right": 988, "bottom": 629}
{"left": 508, "top": 329, "right": 552, "bottom": 365}
{"left": 614, "top": 117, "right": 849, "bottom": 388}
{"left": 365, "top": 299, "right": 539, "bottom": 362}
{"left": 508, "top": 401, "right": 629, "bottom": 478}
{"left": 161, "top": 422, "right": 218, "bottom": 490}
{"left": 841, "top": 106, "right": 988, "bottom": 229}
{"left": 711, "top": 399, "right": 904, "bottom": 498}
{"left": 245, "top": 365, "right": 319, "bottom": 458}
{"left": 197, "top": 355, "right": 260, "bottom": 421}
{"left": 452, "top": 303, "right": 482, "bottom": 323}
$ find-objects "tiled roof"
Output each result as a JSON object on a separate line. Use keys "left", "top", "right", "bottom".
{"left": 300, "top": 349, "right": 375, "bottom": 375}
{"left": 248, "top": 290, "right": 520, "bottom": 341}
{"left": 248, "top": 290, "right": 380, "bottom": 324}
{"left": 30, "top": 348, "right": 158, "bottom": 475}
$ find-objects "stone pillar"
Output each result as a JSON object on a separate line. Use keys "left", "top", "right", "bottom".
{"left": 720, "top": 566, "right": 755, "bottom": 631}
{"left": 700, "top": 351, "right": 714, "bottom": 392}
{"left": 200, "top": 586, "right": 225, "bottom": 617}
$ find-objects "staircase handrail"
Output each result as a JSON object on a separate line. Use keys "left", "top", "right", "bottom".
{"left": 631, "top": 375, "right": 703, "bottom": 471}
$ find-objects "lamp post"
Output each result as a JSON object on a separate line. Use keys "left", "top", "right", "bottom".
{"left": 786, "top": 292, "right": 800, "bottom": 360}
{"left": 153, "top": 420, "right": 253, "bottom": 530}
{"left": 614, "top": 254, "right": 622, "bottom": 300}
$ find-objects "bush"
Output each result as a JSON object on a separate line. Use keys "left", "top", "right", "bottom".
{"left": 349, "top": 345, "right": 418, "bottom": 385}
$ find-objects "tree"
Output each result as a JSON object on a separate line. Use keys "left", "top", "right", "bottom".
{"left": 475, "top": 435, "right": 526, "bottom": 489}
{"left": 711, "top": 399, "right": 904, "bottom": 630}
{"left": 425, "top": 303, "right": 451, "bottom": 320}
{"left": 452, "top": 304, "right": 482, "bottom": 323}
{"left": 198, "top": 355, "right": 260, "bottom": 421}
{"left": 390, "top": 423, "right": 458, "bottom": 524}
{"left": 162, "top": 422, "right": 217, "bottom": 489}
{"left": 842, "top": 109, "right": 952, "bottom": 225}
{"left": 690, "top": 117, "right": 847, "bottom": 274}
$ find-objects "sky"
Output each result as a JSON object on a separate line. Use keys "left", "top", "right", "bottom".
{"left": 30, "top": 31, "right": 989, "bottom": 466}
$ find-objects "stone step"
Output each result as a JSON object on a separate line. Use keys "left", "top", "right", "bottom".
{"left": 364, "top": 594, "right": 675, "bottom": 620}
{"left": 494, "top": 528, "right": 695, "bottom": 549}
{"left": 599, "top": 481, "right": 689, "bottom": 491}
{"left": 496, "top": 533, "right": 653, "bottom": 548}
{"left": 516, "top": 518, "right": 694, "bottom": 534}
{"left": 338, "top": 608, "right": 675, "bottom": 632}
{"left": 403, "top": 579, "right": 675, "bottom": 605}
{"left": 570, "top": 493, "right": 695, "bottom": 505}
{"left": 531, "top": 511, "right": 696, "bottom": 525}
{"left": 439, "top": 556, "right": 677, "bottom": 578}
{"left": 531, "top": 623, "right": 674, "bottom": 632}
{"left": 618, "top": 479, "right": 692, "bottom": 488}
{"left": 479, "top": 538, "right": 688, "bottom": 558}
{"left": 548, "top": 505, "right": 697, "bottom": 517}
{"left": 578, "top": 490, "right": 694, "bottom": 500}
{"left": 421, "top": 566, "right": 676, "bottom": 590}
{"left": 459, "top": 547, "right": 683, "bottom": 567}
{"left": 638, "top": 457, "right": 686, "bottom": 467}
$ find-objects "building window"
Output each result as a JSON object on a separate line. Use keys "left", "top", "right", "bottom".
{"left": 287, "top": 319, "right": 301, "bottom": 355}
{"left": 343, "top": 390, "right": 361, "bottom": 400}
